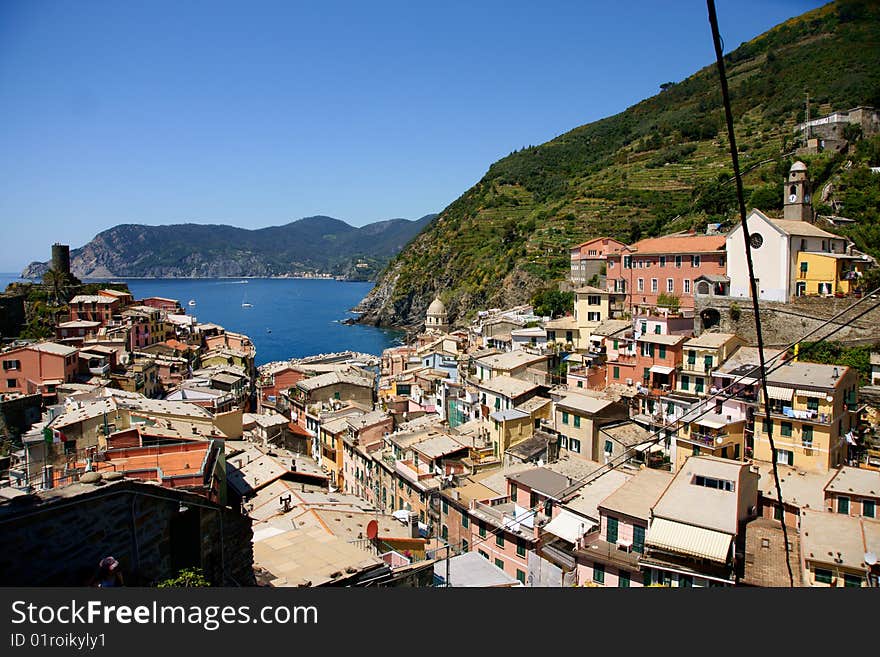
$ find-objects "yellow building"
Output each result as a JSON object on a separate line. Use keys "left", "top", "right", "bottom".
{"left": 546, "top": 287, "right": 626, "bottom": 353}
{"left": 674, "top": 418, "right": 746, "bottom": 472}
{"left": 488, "top": 396, "right": 551, "bottom": 457}
{"left": 752, "top": 362, "right": 859, "bottom": 473}
{"left": 794, "top": 252, "right": 866, "bottom": 297}
{"left": 678, "top": 333, "right": 746, "bottom": 396}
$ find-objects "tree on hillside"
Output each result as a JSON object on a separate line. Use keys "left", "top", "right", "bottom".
{"left": 532, "top": 289, "right": 574, "bottom": 318}
{"left": 42, "top": 268, "right": 71, "bottom": 305}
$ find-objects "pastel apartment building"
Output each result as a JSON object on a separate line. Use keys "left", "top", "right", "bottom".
{"left": 752, "top": 361, "right": 859, "bottom": 473}
{"left": 573, "top": 468, "right": 673, "bottom": 587}
{"left": 642, "top": 456, "right": 760, "bottom": 587}
{"left": 605, "top": 233, "right": 727, "bottom": 313}
{"left": 635, "top": 332, "right": 686, "bottom": 393}
{"left": 1, "top": 342, "right": 79, "bottom": 400}
{"left": 68, "top": 295, "right": 121, "bottom": 326}
{"left": 570, "top": 237, "right": 626, "bottom": 285}
{"left": 799, "top": 508, "right": 880, "bottom": 587}
{"left": 550, "top": 391, "right": 629, "bottom": 461}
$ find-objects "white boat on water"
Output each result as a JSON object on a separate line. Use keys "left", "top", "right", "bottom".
{"left": 241, "top": 291, "right": 253, "bottom": 308}
{"left": 188, "top": 299, "right": 196, "bottom": 306}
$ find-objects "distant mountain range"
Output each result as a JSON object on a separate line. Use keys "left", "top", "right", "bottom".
{"left": 21, "top": 214, "right": 436, "bottom": 281}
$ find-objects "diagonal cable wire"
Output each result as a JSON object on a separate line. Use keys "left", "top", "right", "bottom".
{"left": 706, "top": 0, "right": 794, "bottom": 587}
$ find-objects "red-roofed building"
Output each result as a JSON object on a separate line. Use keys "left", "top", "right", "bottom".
{"left": 570, "top": 237, "right": 627, "bottom": 285}
{"left": 257, "top": 364, "right": 307, "bottom": 413}
{"left": 605, "top": 233, "right": 727, "bottom": 313}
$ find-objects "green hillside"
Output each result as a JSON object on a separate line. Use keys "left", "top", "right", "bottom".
{"left": 357, "top": 0, "right": 880, "bottom": 329}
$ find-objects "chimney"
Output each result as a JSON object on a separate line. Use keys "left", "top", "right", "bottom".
{"left": 409, "top": 511, "right": 420, "bottom": 538}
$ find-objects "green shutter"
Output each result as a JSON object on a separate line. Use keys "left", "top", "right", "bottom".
{"left": 606, "top": 517, "right": 618, "bottom": 544}
{"left": 633, "top": 525, "right": 645, "bottom": 553}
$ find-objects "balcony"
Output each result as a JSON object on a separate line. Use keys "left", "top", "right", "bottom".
{"left": 681, "top": 361, "right": 713, "bottom": 376}
{"left": 395, "top": 459, "right": 435, "bottom": 483}
{"left": 577, "top": 532, "right": 641, "bottom": 570}
{"left": 88, "top": 363, "right": 110, "bottom": 376}
{"left": 767, "top": 407, "right": 831, "bottom": 424}
{"left": 679, "top": 431, "right": 729, "bottom": 447}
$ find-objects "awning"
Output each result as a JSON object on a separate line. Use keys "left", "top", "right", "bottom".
{"left": 650, "top": 365, "right": 675, "bottom": 375}
{"left": 543, "top": 510, "right": 596, "bottom": 544}
{"left": 634, "top": 443, "right": 664, "bottom": 454}
{"left": 796, "top": 389, "right": 827, "bottom": 399}
{"left": 646, "top": 518, "right": 732, "bottom": 563}
{"left": 765, "top": 386, "right": 794, "bottom": 401}
{"left": 695, "top": 414, "right": 729, "bottom": 430}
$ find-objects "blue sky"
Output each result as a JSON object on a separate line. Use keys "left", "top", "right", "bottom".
{"left": 0, "top": 0, "right": 826, "bottom": 270}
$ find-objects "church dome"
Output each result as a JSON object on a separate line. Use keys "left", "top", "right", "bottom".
{"left": 790, "top": 160, "right": 808, "bottom": 172}
{"left": 427, "top": 297, "right": 447, "bottom": 316}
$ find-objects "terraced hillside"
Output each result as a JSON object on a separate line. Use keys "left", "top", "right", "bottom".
{"left": 357, "top": 1, "right": 880, "bottom": 329}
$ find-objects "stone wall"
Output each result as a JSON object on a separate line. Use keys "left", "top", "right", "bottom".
{"left": 0, "top": 479, "right": 254, "bottom": 586}
{"left": 0, "top": 393, "right": 41, "bottom": 441}
{"left": 695, "top": 295, "right": 880, "bottom": 348}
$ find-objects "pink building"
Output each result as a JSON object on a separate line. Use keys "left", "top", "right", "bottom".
{"left": 1, "top": 342, "right": 79, "bottom": 400}
{"left": 56, "top": 320, "right": 101, "bottom": 345}
{"left": 575, "top": 468, "right": 673, "bottom": 587}
{"left": 68, "top": 295, "right": 121, "bottom": 326}
{"left": 139, "top": 297, "right": 182, "bottom": 313}
{"left": 605, "top": 233, "right": 727, "bottom": 313}
{"left": 634, "top": 333, "right": 686, "bottom": 393}
{"left": 570, "top": 237, "right": 627, "bottom": 285}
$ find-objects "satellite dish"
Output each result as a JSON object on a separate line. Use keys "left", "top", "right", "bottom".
{"left": 366, "top": 519, "right": 379, "bottom": 540}
{"left": 865, "top": 552, "right": 878, "bottom": 566}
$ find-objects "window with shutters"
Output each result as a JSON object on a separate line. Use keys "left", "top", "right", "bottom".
{"left": 462, "top": 539, "right": 469, "bottom": 553}
{"left": 562, "top": 411, "right": 569, "bottom": 425}
{"left": 462, "top": 514, "right": 469, "bottom": 528}
{"left": 838, "top": 496, "right": 850, "bottom": 514}
{"left": 814, "top": 568, "right": 833, "bottom": 584}
{"left": 863, "top": 500, "right": 876, "bottom": 518}
{"left": 516, "top": 569, "right": 526, "bottom": 584}
{"left": 781, "top": 422, "right": 792, "bottom": 437}
{"left": 633, "top": 525, "right": 645, "bottom": 553}
{"left": 516, "top": 540, "right": 526, "bottom": 557}
{"left": 495, "top": 558, "right": 505, "bottom": 570}
{"left": 606, "top": 516, "right": 618, "bottom": 544}
{"left": 844, "top": 574, "right": 862, "bottom": 587}
{"left": 496, "top": 534, "right": 504, "bottom": 547}
{"left": 573, "top": 415, "right": 581, "bottom": 428}
{"left": 569, "top": 437, "right": 581, "bottom": 453}
{"left": 593, "top": 564, "right": 605, "bottom": 584}
{"left": 802, "top": 425, "right": 813, "bottom": 448}
{"left": 619, "top": 572, "right": 630, "bottom": 588}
